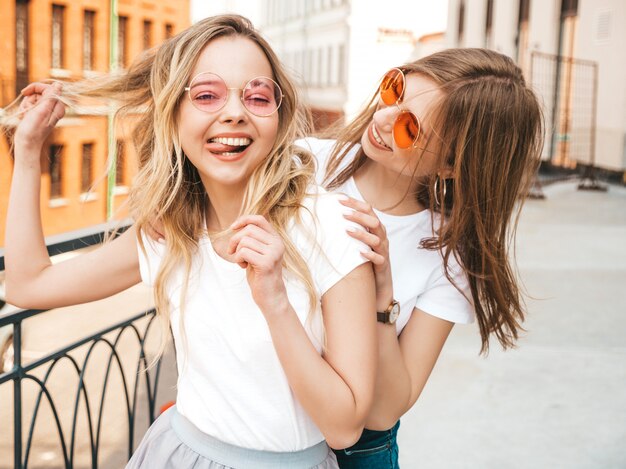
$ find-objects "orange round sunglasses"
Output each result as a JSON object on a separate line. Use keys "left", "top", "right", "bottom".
{"left": 379, "top": 68, "right": 422, "bottom": 149}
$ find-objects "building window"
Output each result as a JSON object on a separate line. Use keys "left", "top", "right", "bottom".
{"left": 115, "top": 140, "right": 126, "bottom": 186}
{"left": 518, "top": 0, "right": 530, "bottom": 24}
{"left": 83, "top": 10, "right": 96, "bottom": 70}
{"left": 51, "top": 4, "right": 65, "bottom": 69}
{"left": 327, "top": 45, "right": 333, "bottom": 86}
{"left": 81, "top": 143, "right": 94, "bottom": 192}
{"left": 485, "top": 0, "right": 494, "bottom": 48}
{"left": 49, "top": 144, "right": 63, "bottom": 199}
{"left": 337, "top": 44, "right": 346, "bottom": 86}
{"left": 517, "top": 0, "right": 531, "bottom": 68}
{"left": 561, "top": 0, "right": 578, "bottom": 18}
{"left": 16, "top": 1, "right": 29, "bottom": 95}
{"left": 143, "top": 20, "right": 152, "bottom": 49}
{"left": 318, "top": 47, "right": 324, "bottom": 86}
{"left": 118, "top": 16, "right": 128, "bottom": 69}
{"left": 165, "top": 23, "right": 173, "bottom": 39}
{"left": 458, "top": 0, "right": 465, "bottom": 45}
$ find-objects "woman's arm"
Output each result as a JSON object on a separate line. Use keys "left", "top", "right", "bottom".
{"left": 340, "top": 196, "right": 455, "bottom": 430}
{"left": 5, "top": 82, "right": 141, "bottom": 309}
{"left": 229, "top": 215, "right": 377, "bottom": 449}
{"left": 366, "top": 309, "right": 453, "bottom": 430}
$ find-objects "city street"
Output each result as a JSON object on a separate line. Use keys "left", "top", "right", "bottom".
{"left": 398, "top": 181, "right": 626, "bottom": 468}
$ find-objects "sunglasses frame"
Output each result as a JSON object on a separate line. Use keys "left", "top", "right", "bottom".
{"left": 184, "top": 71, "right": 284, "bottom": 117}
{"left": 379, "top": 68, "right": 422, "bottom": 150}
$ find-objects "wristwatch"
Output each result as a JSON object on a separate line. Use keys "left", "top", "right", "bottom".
{"left": 377, "top": 299, "right": 400, "bottom": 324}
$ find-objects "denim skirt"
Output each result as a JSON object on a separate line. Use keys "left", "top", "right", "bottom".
{"left": 333, "top": 421, "right": 400, "bottom": 469}
{"left": 126, "top": 407, "right": 339, "bottom": 469}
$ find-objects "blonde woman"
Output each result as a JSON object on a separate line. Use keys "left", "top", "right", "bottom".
{"left": 297, "top": 49, "right": 544, "bottom": 468}
{"left": 4, "top": 15, "right": 377, "bottom": 468}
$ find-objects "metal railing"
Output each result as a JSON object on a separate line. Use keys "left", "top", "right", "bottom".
{"left": 0, "top": 224, "right": 169, "bottom": 469}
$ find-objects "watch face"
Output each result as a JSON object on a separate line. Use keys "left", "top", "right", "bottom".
{"left": 389, "top": 302, "right": 400, "bottom": 324}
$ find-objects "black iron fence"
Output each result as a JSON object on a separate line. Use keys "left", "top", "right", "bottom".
{"left": 0, "top": 224, "right": 173, "bottom": 469}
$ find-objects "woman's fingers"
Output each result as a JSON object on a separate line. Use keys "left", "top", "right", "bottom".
{"left": 21, "top": 82, "right": 56, "bottom": 96}
{"left": 230, "top": 214, "right": 277, "bottom": 236}
{"left": 340, "top": 197, "right": 385, "bottom": 235}
{"left": 47, "top": 98, "right": 66, "bottom": 127}
{"left": 144, "top": 220, "right": 165, "bottom": 243}
{"left": 346, "top": 226, "right": 381, "bottom": 250}
{"left": 358, "top": 249, "right": 387, "bottom": 266}
{"left": 227, "top": 223, "right": 273, "bottom": 255}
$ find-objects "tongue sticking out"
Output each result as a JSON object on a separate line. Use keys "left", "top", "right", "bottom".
{"left": 206, "top": 137, "right": 251, "bottom": 155}
{"left": 206, "top": 142, "right": 246, "bottom": 154}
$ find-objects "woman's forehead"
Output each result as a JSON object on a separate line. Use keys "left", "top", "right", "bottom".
{"left": 402, "top": 74, "right": 441, "bottom": 104}
{"left": 191, "top": 35, "right": 274, "bottom": 85}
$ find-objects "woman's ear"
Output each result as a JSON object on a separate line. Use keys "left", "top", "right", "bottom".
{"left": 438, "top": 167, "right": 454, "bottom": 180}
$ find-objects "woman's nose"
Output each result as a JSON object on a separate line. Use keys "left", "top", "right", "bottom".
{"left": 219, "top": 89, "right": 248, "bottom": 123}
{"left": 372, "top": 103, "right": 400, "bottom": 133}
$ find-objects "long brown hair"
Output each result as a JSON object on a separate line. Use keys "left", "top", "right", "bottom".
{"left": 325, "top": 48, "right": 544, "bottom": 354}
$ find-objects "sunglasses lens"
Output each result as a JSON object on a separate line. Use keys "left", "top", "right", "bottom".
{"left": 187, "top": 72, "right": 229, "bottom": 113}
{"left": 380, "top": 69, "right": 404, "bottom": 106}
{"left": 243, "top": 77, "right": 282, "bottom": 116}
{"left": 393, "top": 112, "right": 420, "bottom": 149}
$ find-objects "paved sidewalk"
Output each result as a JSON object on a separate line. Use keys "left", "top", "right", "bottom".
{"left": 398, "top": 181, "right": 626, "bottom": 468}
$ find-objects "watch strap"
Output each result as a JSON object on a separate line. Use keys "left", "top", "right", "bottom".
{"left": 377, "top": 311, "right": 390, "bottom": 323}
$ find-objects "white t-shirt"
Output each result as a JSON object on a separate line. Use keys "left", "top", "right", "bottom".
{"left": 137, "top": 187, "right": 369, "bottom": 452}
{"left": 297, "top": 137, "right": 474, "bottom": 334}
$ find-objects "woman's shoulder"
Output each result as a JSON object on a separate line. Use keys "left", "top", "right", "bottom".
{"left": 301, "top": 185, "right": 347, "bottom": 221}
{"left": 293, "top": 185, "right": 364, "bottom": 246}
{"left": 294, "top": 136, "right": 337, "bottom": 155}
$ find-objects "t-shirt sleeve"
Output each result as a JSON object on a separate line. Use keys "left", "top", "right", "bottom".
{"left": 299, "top": 190, "right": 371, "bottom": 296}
{"left": 414, "top": 256, "right": 475, "bottom": 324}
{"left": 136, "top": 230, "right": 166, "bottom": 287}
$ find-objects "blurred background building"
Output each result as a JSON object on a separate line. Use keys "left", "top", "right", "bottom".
{"left": 259, "top": 0, "right": 437, "bottom": 130}
{"left": 0, "top": 0, "right": 190, "bottom": 245}
{"left": 447, "top": 0, "right": 625, "bottom": 175}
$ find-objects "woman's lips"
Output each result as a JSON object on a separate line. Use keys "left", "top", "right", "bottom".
{"left": 205, "top": 135, "right": 252, "bottom": 160}
{"left": 368, "top": 123, "right": 392, "bottom": 151}
{"left": 204, "top": 142, "right": 249, "bottom": 161}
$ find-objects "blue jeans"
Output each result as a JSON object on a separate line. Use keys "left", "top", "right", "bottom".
{"left": 333, "top": 421, "right": 400, "bottom": 468}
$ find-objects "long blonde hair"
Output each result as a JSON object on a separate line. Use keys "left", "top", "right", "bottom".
{"left": 6, "top": 15, "right": 317, "bottom": 358}
{"left": 325, "top": 48, "right": 544, "bottom": 354}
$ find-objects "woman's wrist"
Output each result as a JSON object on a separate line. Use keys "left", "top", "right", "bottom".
{"left": 376, "top": 279, "right": 394, "bottom": 312}
{"left": 258, "top": 285, "right": 292, "bottom": 321}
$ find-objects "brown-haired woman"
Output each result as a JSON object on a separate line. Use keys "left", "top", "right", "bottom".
{"left": 297, "top": 48, "right": 544, "bottom": 468}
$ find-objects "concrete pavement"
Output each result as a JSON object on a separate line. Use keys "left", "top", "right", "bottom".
{"left": 398, "top": 181, "right": 626, "bottom": 468}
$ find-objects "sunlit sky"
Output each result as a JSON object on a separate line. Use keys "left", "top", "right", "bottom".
{"left": 190, "top": 0, "right": 449, "bottom": 38}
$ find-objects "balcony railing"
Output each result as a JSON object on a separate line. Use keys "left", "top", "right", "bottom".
{"left": 0, "top": 223, "right": 172, "bottom": 469}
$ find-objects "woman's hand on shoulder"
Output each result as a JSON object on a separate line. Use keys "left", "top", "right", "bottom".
{"left": 228, "top": 215, "right": 289, "bottom": 316}
{"left": 340, "top": 196, "right": 393, "bottom": 307}
{"left": 144, "top": 217, "right": 166, "bottom": 243}
{"left": 14, "top": 82, "right": 65, "bottom": 153}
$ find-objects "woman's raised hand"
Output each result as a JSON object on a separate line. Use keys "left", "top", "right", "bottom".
{"left": 340, "top": 196, "right": 394, "bottom": 307}
{"left": 15, "top": 82, "right": 65, "bottom": 152}
{"left": 228, "top": 215, "right": 289, "bottom": 316}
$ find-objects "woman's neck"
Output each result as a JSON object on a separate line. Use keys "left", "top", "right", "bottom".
{"left": 354, "top": 159, "right": 425, "bottom": 215}
{"left": 203, "top": 182, "right": 246, "bottom": 232}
